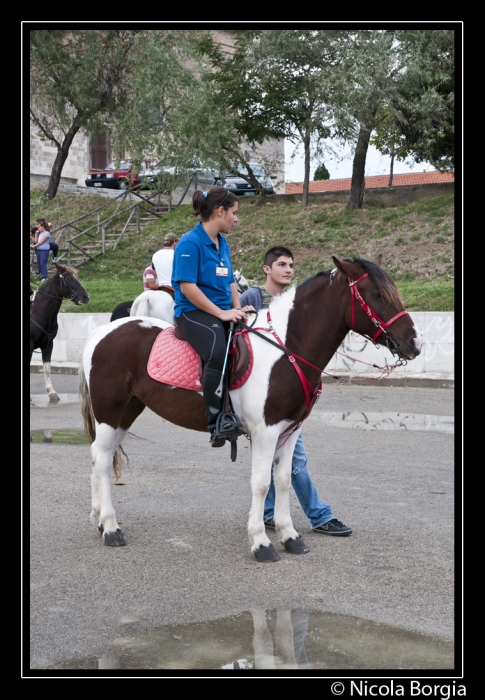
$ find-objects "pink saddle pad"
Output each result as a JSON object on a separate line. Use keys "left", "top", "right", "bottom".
{"left": 147, "top": 326, "right": 253, "bottom": 391}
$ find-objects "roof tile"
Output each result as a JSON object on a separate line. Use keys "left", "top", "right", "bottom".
{"left": 284, "top": 171, "right": 454, "bottom": 194}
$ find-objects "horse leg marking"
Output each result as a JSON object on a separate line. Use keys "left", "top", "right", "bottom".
{"left": 90, "top": 423, "right": 126, "bottom": 542}
{"left": 43, "top": 362, "right": 59, "bottom": 402}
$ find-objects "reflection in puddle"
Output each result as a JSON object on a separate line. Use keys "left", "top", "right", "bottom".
{"left": 38, "top": 609, "right": 454, "bottom": 671}
{"left": 30, "top": 393, "right": 79, "bottom": 406}
{"left": 309, "top": 410, "right": 454, "bottom": 435}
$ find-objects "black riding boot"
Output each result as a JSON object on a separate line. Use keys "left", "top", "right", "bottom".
{"left": 203, "top": 367, "right": 226, "bottom": 447}
{"left": 203, "top": 367, "right": 245, "bottom": 448}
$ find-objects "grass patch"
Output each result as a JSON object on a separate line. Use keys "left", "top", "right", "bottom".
{"left": 30, "top": 429, "right": 89, "bottom": 444}
{"left": 30, "top": 190, "right": 455, "bottom": 312}
{"left": 398, "top": 278, "right": 454, "bottom": 311}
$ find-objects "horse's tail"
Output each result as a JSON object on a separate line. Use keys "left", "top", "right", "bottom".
{"left": 79, "top": 363, "right": 96, "bottom": 445}
{"left": 130, "top": 296, "right": 150, "bottom": 317}
{"left": 78, "top": 363, "right": 124, "bottom": 479}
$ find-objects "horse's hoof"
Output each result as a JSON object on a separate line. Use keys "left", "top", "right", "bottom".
{"left": 48, "top": 394, "right": 60, "bottom": 403}
{"left": 253, "top": 544, "right": 280, "bottom": 563}
{"left": 104, "top": 529, "right": 126, "bottom": 547}
{"left": 284, "top": 536, "right": 309, "bottom": 554}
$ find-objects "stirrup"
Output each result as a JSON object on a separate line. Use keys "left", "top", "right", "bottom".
{"left": 214, "top": 411, "right": 245, "bottom": 441}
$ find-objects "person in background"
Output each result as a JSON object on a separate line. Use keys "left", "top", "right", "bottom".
{"left": 152, "top": 233, "right": 178, "bottom": 286}
{"left": 31, "top": 219, "right": 58, "bottom": 262}
{"left": 239, "top": 246, "right": 352, "bottom": 536}
{"left": 143, "top": 261, "right": 160, "bottom": 290}
{"left": 171, "top": 188, "right": 252, "bottom": 447}
{"left": 30, "top": 218, "right": 51, "bottom": 282}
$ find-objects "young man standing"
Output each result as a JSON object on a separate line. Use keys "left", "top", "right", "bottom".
{"left": 239, "top": 246, "right": 352, "bottom": 536}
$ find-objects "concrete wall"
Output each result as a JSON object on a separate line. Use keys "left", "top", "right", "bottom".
{"left": 30, "top": 312, "right": 454, "bottom": 379}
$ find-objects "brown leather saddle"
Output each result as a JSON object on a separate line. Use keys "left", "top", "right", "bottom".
{"left": 158, "top": 285, "right": 175, "bottom": 299}
{"left": 174, "top": 322, "right": 251, "bottom": 387}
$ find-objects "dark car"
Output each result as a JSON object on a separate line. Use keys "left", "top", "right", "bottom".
{"left": 85, "top": 158, "right": 160, "bottom": 190}
{"left": 215, "top": 163, "right": 277, "bottom": 196}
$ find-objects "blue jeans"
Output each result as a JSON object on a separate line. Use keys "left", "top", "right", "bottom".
{"left": 35, "top": 249, "right": 50, "bottom": 279}
{"left": 264, "top": 434, "right": 333, "bottom": 529}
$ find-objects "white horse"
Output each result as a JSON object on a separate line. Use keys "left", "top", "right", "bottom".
{"left": 130, "top": 290, "right": 175, "bottom": 324}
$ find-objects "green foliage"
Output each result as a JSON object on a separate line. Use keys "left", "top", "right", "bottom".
{"left": 313, "top": 163, "right": 330, "bottom": 181}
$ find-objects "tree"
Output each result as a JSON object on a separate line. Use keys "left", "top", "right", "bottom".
{"left": 313, "top": 162, "right": 330, "bottom": 181}
{"left": 204, "top": 30, "right": 345, "bottom": 206}
{"left": 30, "top": 29, "right": 141, "bottom": 199}
{"left": 370, "top": 29, "right": 456, "bottom": 176}
{"left": 29, "top": 29, "right": 203, "bottom": 199}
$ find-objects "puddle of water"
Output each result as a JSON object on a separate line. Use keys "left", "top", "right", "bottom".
{"left": 30, "top": 393, "right": 79, "bottom": 406}
{"left": 35, "top": 609, "right": 454, "bottom": 671}
{"left": 30, "top": 396, "right": 453, "bottom": 436}
{"left": 309, "top": 411, "right": 454, "bottom": 435}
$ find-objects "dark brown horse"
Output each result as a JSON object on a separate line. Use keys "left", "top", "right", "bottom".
{"left": 30, "top": 263, "right": 90, "bottom": 402}
{"left": 79, "top": 255, "right": 423, "bottom": 562}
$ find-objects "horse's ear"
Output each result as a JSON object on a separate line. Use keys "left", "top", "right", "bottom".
{"left": 375, "top": 254, "right": 383, "bottom": 267}
{"left": 332, "top": 256, "right": 355, "bottom": 277}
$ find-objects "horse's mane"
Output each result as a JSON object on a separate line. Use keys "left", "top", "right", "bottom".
{"left": 298, "top": 259, "right": 402, "bottom": 307}
{"left": 352, "top": 257, "right": 403, "bottom": 307}
{"left": 60, "top": 264, "right": 79, "bottom": 276}
{"left": 296, "top": 270, "right": 332, "bottom": 289}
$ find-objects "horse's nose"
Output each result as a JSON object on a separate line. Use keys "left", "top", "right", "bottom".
{"left": 412, "top": 327, "right": 424, "bottom": 355}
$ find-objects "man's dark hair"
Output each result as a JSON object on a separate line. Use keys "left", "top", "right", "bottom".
{"left": 263, "top": 246, "right": 294, "bottom": 268}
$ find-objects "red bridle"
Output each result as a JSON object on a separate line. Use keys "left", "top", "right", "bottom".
{"left": 349, "top": 273, "right": 409, "bottom": 343}
{"left": 239, "top": 273, "right": 410, "bottom": 410}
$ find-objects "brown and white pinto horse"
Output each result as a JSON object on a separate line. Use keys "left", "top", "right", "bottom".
{"left": 79, "top": 255, "right": 423, "bottom": 562}
{"left": 30, "top": 264, "right": 90, "bottom": 402}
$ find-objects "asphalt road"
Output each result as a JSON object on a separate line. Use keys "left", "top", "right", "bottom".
{"left": 28, "top": 373, "right": 456, "bottom": 673}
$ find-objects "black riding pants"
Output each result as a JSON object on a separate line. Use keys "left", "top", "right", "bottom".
{"left": 177, "top": 310, "right": 228, "bottom": 372}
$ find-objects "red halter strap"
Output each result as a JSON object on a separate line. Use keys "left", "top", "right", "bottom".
{"left": 349, "top": 273, "right": 408, "bottom": 343}
{"left": 250, "top": 311, "right": 322, "bottom": 409}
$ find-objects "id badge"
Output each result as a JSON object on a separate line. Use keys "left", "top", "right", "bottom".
{"left": 216, "top": 266, "right": 229, "bottom": 277}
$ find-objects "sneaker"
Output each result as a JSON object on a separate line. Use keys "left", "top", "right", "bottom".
{"left": 264, "top": 518, "right": 276, "bottom": 530}
{"left": 312, "top": 518, "right": 352, "bottom": 536}
{"left": 51, "top": 257, "right": 57, "bottom": 262}
{"left": 41, "top": 278, "right": 47, "bottom": 282}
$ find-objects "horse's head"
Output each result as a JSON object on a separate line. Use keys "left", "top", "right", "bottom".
{"left": 332, "top": 255, "right": 423, "bottom": 361}
{"left": 234, "top": 269, "right": 249, "bottom": 295}
{"left": 53, "top": 263, "right": 90, "bottom": 305}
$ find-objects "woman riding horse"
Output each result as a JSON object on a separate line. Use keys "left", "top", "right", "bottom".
{"left": 172, "top": 187, "right": 254, "bottom": 447}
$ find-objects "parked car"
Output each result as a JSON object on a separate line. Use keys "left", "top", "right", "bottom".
{"left": 145, "top": 158, "right": 217, "bottom": 191}
{"left": 85, "top": 158, "right": 160, "bottom": 190}
{"left": 215, "top": 163, "right": 277, "bottom": 196}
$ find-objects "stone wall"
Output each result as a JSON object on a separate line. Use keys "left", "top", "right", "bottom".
{"left": 30, "top": 126, "right": 91, "bottom": 186}
{"left": 279, "top": 182, "right": 454, "bottom": 207}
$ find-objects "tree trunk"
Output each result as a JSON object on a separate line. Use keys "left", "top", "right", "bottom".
{"left": 44, "top": 116, "right": 83, "bottom": 200}
{"left": 346, "top": 118, "right": 375, "bottom": 210}
{"left": 301, "top": 135, "right": 311, "bottom": 208}
{"left": 388, "top": 149, "right": 394, "bottom": 187}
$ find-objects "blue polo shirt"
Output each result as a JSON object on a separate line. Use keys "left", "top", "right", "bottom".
{"left": 172, "top": 221, "right": 235, "bottom": 318}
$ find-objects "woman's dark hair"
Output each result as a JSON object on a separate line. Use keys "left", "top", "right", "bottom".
{"left": 36, "top": 218, "right": 49, "bottom": 230}
{"left": 192, "top": 187, "right": 238, "bottom": 221}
